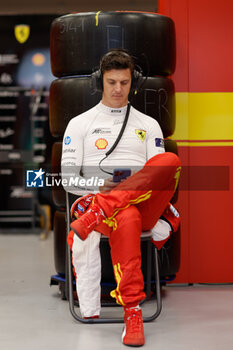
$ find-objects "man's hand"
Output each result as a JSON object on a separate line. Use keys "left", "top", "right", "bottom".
{"left": 99, "top": 177, "right": 118, "bottom": 193}
{"left": 99, "top": 171, "right": 135, "bottom": 193}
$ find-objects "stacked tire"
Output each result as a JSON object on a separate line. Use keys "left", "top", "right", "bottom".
{"left": 49, "top": 11, "right": 180, "bottom": 285}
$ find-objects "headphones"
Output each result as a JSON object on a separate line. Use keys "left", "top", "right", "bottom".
{"left": 91, "top": 50, "right": 144, "bottom": 96}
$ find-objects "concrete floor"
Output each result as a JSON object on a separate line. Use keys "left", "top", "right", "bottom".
{"left": 0, "top": 232, "right": 233, "bottom": 350}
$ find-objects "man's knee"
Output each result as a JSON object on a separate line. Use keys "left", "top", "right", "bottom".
{"left": 163, "top": 152, "right": 181, "bottom": 167}
{"left": 151, "top": 151, "right": 181, "bottom": 168}
{"left": 116, "top": 206, "right": 141, "bottom": 227}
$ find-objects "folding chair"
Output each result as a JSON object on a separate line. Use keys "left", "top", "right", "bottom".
{"left": 65, "top": 192, "right": 162, "bottom": 324}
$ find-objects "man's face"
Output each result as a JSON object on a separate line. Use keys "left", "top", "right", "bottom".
{"left": 101, "top": 68, "right": 132, "bottom": 108}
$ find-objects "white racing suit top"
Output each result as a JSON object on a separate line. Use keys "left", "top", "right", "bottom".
{"left": 61, "top": 102, "right": 165, "bottom": 194}
{"left": 61, "top": 101, "right": 165, "bottom": 317}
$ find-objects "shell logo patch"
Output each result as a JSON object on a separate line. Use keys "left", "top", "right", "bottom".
{"left": 14, "top": 25, "right": 30, "bottom": 44}
{"left": 95, "top": 138, "right": 108, "bottom": 150}
{"left": 135, "top": 129, "right": 146, "bottom": 142}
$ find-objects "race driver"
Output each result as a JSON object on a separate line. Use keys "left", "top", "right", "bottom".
{"left": 61, "top": 49, "right": 181, "bottom": 347}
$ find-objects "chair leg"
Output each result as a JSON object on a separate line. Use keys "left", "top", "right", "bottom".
{"left": 154, "top": 247, "right": 162, "bottom": 315}
{"left": 140, "top": 238, "right": 152, "bottom": 305}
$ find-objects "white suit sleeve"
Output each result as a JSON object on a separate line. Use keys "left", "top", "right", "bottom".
{"left": 61, "top": 117, "right": 98, "bottom": 195}
{"left": 146, "top": 119, "right": 165, "bottom": 160}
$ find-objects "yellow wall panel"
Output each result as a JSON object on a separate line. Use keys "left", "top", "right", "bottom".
{"left": 174, "top": 92, "right": 233, "bottom": 145}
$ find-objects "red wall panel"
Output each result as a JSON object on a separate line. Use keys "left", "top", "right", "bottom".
{"left": 158, "top": 0, "right": 233, "bottom": 283}
{"left": 159, "top": 0, "right": 233, "bottom": 92}
{"left": 188, "top": 0, "right": 233, "bottom": 92}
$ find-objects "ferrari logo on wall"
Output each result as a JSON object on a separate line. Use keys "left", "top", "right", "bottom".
{"left": 14, "top": 25, "right": 30, "bottom": 44}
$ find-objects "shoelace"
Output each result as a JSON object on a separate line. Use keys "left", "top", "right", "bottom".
{"left": 126, "top": 311, "right": 143, "bottom": 332}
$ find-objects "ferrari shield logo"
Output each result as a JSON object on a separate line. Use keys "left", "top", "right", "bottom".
{"left": 14, "top": 25, "right": 30, "bottom": 44}
{"left": 135, "top": 129, "right": 146, "bottom": 142}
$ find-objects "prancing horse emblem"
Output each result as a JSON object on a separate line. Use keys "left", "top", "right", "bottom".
{"left": 14, "top": 25, "right": 30, "bottom": 44}
{"left": 135, "top": 129, "right": 146, "bottom": 142}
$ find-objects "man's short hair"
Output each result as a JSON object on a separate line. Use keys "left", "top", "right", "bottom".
{"left": 100, "top": 49, "right": 135, "bottom": 76}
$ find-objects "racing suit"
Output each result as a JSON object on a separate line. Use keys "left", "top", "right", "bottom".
{"left": 62, "top": 101, "right": 181, "bottom": 317}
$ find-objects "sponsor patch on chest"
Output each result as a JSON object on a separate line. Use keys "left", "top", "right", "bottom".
{"left": 95, "top": 138, "right": 108, "bottom": 150}
{"left": 92, "top": 128, "right": 111, "bottom": 135}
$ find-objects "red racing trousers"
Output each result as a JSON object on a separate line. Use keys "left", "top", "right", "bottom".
{"left": 92, "top": 152, "right": 181, "bottom": 307}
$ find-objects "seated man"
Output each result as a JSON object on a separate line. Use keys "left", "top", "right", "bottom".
{"left": 62, "top": 49, "right": 181, "bottom": 347}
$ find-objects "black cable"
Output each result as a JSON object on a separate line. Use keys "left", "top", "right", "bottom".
{"left": 98, "top": 53, "right": 150, "bottom": 176}
{"left": 98, "top": 103, "right": 131, "bottom": 175}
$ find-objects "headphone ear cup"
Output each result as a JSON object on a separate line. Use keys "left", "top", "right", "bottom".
{"left": 131, "top": 70, "right": 143, "bottom": 93}
{"left": 91, "top": 69, "right": 103, "bottom": 92}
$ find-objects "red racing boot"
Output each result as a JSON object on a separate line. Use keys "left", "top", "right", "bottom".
{"left": 70, "top": 204, "right": 105, "bottom": 241}
{"left": 122, "top": 306, "right": 145, "bottom": 347}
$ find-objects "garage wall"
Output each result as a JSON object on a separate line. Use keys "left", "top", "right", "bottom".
{"left": 159, "top": 0, "right": 233, "bottom": 283}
